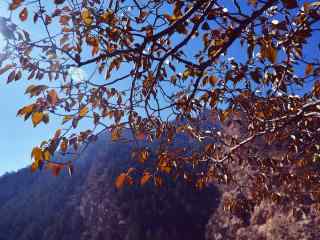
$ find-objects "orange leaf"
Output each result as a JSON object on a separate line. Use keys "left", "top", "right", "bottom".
{"left": 32, "top": 112, "right": 43, "bottom": 127}
{"left": 48, "top": 89, "right": 58, "bottom": 105}
{"left": 79, "top": 106, "right": 89, "bottom": 117}
{"left": 31, "top": 162, "right": 38, "bottom": 172}
{"left": 43, "top": 150, "right": 51, "bottom": 161}
{"left": 17, "top": 104, "right": 34, "bottom": 116}
{"left": 139, "top": 149, "right": 149, "bottom": 163}
{"left": 81, "top": 8, "right": 93, "bottom": 26}
{"left": 140, "top": 172, "right": 152, "bottom": 186}
{"left": 111, "top": 127, "right": 121, "bottom": 141}
{"left": 115, "top": 173, "right": 127, "bottom": 189}
{"left": 31, "top": 147, "right": 43, "bottom": 163}
{"left": 62, "top": 115, "right": 73, "bottom": 124}
{"left": 208, "top": 76, "right": 217, "bottom": 86}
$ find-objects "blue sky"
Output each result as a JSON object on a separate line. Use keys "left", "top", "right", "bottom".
{"left": 0, "top": 2, "right": 60, "bottom": 175}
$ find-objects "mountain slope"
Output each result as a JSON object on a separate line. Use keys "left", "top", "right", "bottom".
{"left": 0, "top": 135, "right": 220, "bottom": 240}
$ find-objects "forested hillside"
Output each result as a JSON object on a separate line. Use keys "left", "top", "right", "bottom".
{"left": 0, "top": 133, "right": 219, "bottom": 240}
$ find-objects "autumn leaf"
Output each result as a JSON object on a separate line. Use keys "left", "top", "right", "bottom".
{"left": 17, "top": 104, "right": 34, "bottom": 117}
{"left": 32, "top": 112, "right": 43, "bottom": 127}
{"left": 31, "top": 162, "right": 38, "bottom": 172}
{"left": 115, "top": 173, "right": 127, "bottom": 189}
{"left": 139, "top": 149, "right": 149, "bottom": 163}
{"left": 62, "top": 115, "right": 73, "bottom": 124}
{"left": 111, "top": 127, "right": 121, "bottom": 141}
{"left": 305, "top": 64, "right": 313, "bottom": 75}
{"left": 266, "top": 46, "right": 277, "bottom": 63}
{"left": 281, "top": 0, "right": 298, "bottom": 9}
{"left": 140, "top": 171, "right": 152, "bottom": 186}
{"left": 81, "top": 8, "right": 93, "bottom": 26}
{"left": 19, "top": 8, "right": 28, "bottom": 21}
{"left": 79, "top": 106, "right": 89, "bottom": 117}
{"left": 48, "top": 89, "right": 58, "bottom": 105}
{"left": 208, "top": 76, "right": 217, "bottom": 86}
{"left": 43, "top": 150, "right": 51, "bottom": 161}
{"left": 31, "top": 147, "right": 43, "bottom": 163}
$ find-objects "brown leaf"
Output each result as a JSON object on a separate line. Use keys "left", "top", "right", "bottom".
{"left": 281, "top": 0, "right": 298, "bottom": 9}
{"left": 305, "top": 64, "right": 313, "bottom": 75}
{"left": 266, "top": 46, "right": 277, "bottom": 63}
{"left": 48, "top": 89, "right": 58, "bottom": 105}
{"left": 19, "top": 8, "right": 28, "bottom": 21}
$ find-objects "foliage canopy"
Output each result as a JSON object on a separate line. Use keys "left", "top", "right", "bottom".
{"left": 2, "top": 0, "right": 320, "bottom": 208}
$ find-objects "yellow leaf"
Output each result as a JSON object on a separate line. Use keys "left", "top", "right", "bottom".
{"left": 43, "top": 150, "right": 51, "bottom": 161}
{"left": 79, "top": 106, "right": 89, "bottom": 117}
{"left": 305, "top": 64, "right": 313, "bottom": 75}
{"left": 140, "top": 172, "right": 152, "bottom": 186}
{"left": 32, "top": 112, "right": 43, "bottom": 127}
{"left": 111, "top": 127, "right": 121, "bottom": 141}
{"left": 62, "top": 115, "right": 73, "bottom": 124}
{"left": 81, "top": 8, "right": 93, "bottom": 26}
{"left": 115, "top": 173, "right": 127, "bottom": 189}
{"left": 31, "top": 147, "right": 43, "bottom": 163}
{"left": 139, "top": 149, "right": 149, "bottom": 163}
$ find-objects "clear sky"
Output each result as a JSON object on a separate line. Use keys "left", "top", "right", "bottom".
{"left": 0, "top": 2, "right": 60, "bottom": 175}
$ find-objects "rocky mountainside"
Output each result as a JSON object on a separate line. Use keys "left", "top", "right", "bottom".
{"left": 1, "top": 113, "right": 320, "bottom": 240}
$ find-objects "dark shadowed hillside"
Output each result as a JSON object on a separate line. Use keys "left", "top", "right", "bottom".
{"left": 0, "top": 133, "right": 220, "bottom": 240}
